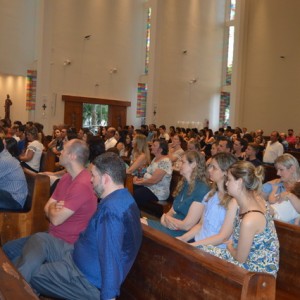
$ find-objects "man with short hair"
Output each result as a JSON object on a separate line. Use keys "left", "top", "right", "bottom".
{"left": 279, "top": 132, "right": 289, "bottom": 151}
{"left": 286, "top": 129, "right": 296, "bottom": 147}
{"left": 263, "top": 131, "right": 284, "bottom": 164}
{"left": 104, "top": 127, "right": 117, "bottom": 150}
{"left": 158, "top": 125, "right": 170, "bottom": 141}
{"left": 217, "top": 137, "right": 233, "bottom": 153}
{"left": 14, "top": 152, "right": 142, "bottom": 300}
{"left": 0, "top": 138, "right": 28, "bottom": 209}
{"left": 245, "top": 143, "right": 262, "bottom": 167}
{"left": 3, "top": 139, "right": 97, "bottom": 259}
{"left": 147, "top": 123, "right": 157, "bottom": 143}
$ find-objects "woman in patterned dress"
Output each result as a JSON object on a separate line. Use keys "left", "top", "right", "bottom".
{"left": 201, "top": 161, "right": 279, "bottom": 276}
{"left": 133, "top": 139, "right": 172, "bottom": 208}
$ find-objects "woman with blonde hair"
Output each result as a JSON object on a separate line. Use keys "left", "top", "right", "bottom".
{"left": 263, "top": 153, "right": 300, "bottom": 223}
{"left": 201, "top": 161, "right": 279, "bottom": 276}
{"left": 143, "top": 151, "right": 210, "bottom": 237}
{"left": 178, "top": 152, "right": 238, "bottom": 247}
{"left": 19, "top": 126, "right": 44, "bottom": 172}
{"left": 126, "top": 134, "right": 150, "bottom": 177}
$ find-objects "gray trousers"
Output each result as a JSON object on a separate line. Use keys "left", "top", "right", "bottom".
{"left": 15, "top": 232, "right": 100, "bottom": 300}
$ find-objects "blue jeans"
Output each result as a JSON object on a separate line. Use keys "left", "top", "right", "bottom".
{"left": 2, "top": 236, "right": 29, "bottom": 262}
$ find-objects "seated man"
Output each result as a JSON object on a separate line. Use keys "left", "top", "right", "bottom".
{"left": 263, "top": 131, "right": 284, "bottom": 164}
{"left": 0, "top": 138, "right": 28, "bottom": 209}
{"left": 14, "top": 152, "right": 142, "bottom": 300}
{"left": 217, "top": 137, "right": 233, "bottom": 153}
{"left": 3, "top": 139, "right": 97, "bottom": 260}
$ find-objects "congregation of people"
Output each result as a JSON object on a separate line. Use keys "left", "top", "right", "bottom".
{"left": 1, "top": 118, "right": 300, "bottom": 298}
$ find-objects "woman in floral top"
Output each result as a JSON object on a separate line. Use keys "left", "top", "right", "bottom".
{"left": 133, "top": 139, "right": 172, "bottom": 209}
{"left": 201, "top": 161, "right": 279, "bottom": 276}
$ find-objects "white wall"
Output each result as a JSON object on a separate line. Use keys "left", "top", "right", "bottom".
{"left": 0, "top": 0, "right": 37, "bottom": 75}
{"left": 238, "top": 0, "right": 300, "bottom": 134}
{"left": 152, "top": 0, "right": 226, "bottom": 130}
{"left": 39, "top": 0, "right": 146, "bottom": 134}
{"left": 0, "top": 0, "right": 37, "bottom": 122}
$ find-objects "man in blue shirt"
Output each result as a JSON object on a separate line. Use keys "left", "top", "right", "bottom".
{"left": 15, "top": 152, "right": 142, "bottom": 299}
{"left": 0, "top": 138, "right": 28, "bottom": 209}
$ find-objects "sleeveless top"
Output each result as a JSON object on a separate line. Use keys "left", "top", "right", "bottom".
{"left": 200, "top": 205, "right": 279, "bottom": 276}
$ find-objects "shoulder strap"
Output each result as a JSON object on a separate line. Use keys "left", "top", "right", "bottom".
{"left": 239, "top": 210, "right": 265, "bottom": 219}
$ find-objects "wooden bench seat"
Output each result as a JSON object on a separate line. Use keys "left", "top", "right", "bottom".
{"left": 120, "top": 224, "right": 276, "bottom": 299}
{"left": 39, "top": 149, "right": 57, "bottom": 172}
{"left": 0, "top": 247, "right": 38, "bottom": 299}
{"left": 0, "top": 173, "right": 50, "bottom": 245}
{"left": 134, "top": 170, "right": 183, "bottom": 218}
{"left": 263, "top": 164, "right": 279, "bottom": 183}
{"left": 275, "top": 220, "right": 300, "bottom": 300}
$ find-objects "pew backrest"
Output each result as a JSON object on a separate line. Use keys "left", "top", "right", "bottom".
{"left": 120, "top": 224, "right": 276, "bottom": 300}
{"left": 275, "top": 220, "right": 300, "bottom": 299}
{"left": 0, "top": 173, "right": 50, "bottom": 245}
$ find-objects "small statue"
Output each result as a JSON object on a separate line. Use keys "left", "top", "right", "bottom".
{"left": 4, "top": 94, "right": 12, "bottom": 126}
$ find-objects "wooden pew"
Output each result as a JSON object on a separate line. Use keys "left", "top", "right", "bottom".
{"left": 0, "top": 173, "right": 50, "bottom": 245}
{"left": 285, "top": 150, "right": 300, "bottom": 164}
{"left": 263, "top": 164, "right": 279, "bottom": 183}
{"left": 0, "top": 247, "right": 38, "bottom": 299}
{"left": 120, "top": 224, "right": 276, "bottom": 300}
{"left": 275, "top": 220, "right": 300, "bottom": 299}
{"left": 40, "top": 149, "right": 56, "bottom": 172}
{"left": 137, "top": 170, "right": 183, "bottom": 218}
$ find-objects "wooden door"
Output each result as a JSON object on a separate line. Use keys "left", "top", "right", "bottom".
{"left": 109, "top": 106, "right": 127, "bottom": 128}
{"left": 64, "top": 101, "right": 83, "bottom": 131}
{"left": 62, "top": 95, "right": 130, "bottom": 131}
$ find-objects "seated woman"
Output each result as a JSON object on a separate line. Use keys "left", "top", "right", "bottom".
{"left": 294, "top": 136, "right": 300, "bottom": 151}
{"left": 126, "top": 134, "right": 150, "bottom": 177}
{"left": 19, "top": 126, "right": 44, "bottom": 173}
{"left": 262, "top": 153, "right": 300, "bottom": 223}
{"left": 205, "top": 141, "right": 218, "bottom": 166}
{"left": 233, "top": 138, "right": 247, "bottom": 160}
{"left": 133, "top": 139, "right": 172, "bottom": 208}
{"left": 288, "top": 182, "right": 300, "bottom": 225}
{"left": 200, "top": 161, "right": 279, "bottom": 276}
{"left": 48, "top": 127, "right": 63, "bottom": 159}
{"left": 178, "top": 152, "right": 238, "bottom": 247}
{"left": 168, "top": 134, "right": 185, "bottom": 170}
{"left": 143, "top": 151, "right": 210, "bottom": 237}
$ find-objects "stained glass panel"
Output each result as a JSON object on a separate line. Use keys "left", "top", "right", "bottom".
{"left": 145, "top": 8, "right": 151, "bottom": 74}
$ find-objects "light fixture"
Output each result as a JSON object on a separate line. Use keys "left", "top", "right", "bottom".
{"left": 63, "top": 59, "right": 72, "bottom": 66}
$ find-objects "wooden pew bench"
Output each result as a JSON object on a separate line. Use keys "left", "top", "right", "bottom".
{"left": 120, "top": 224, "right": 276, "bottom": 300}
{"left": 275, "top": 220, "right": 300, "bottom": 300}
{"left": 131, "top": 170, "right": 183, "bottom": 218}
{"left": 0, "top": 247, "right": 38, "bottom": 299}
{"left": 39, "top": 149, "right": 57, "bottom": 172}
{"left": 0, "top": 172, "right": 50, "bottom": 245}
{"left": 263, "top": 164, "right": 279, "bottom": 183}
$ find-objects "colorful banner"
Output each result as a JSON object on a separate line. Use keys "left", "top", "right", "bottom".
{"left": 26, "top": 70, "right": 37, "bottom": 110}
{"left": 136, "top": 83, "right": 147, "bottom": 118}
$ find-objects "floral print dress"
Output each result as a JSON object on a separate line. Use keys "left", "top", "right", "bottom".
{"left": 199, "top": 206, "right": 279, "bottom": 276}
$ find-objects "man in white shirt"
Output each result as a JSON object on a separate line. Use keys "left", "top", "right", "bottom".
{"left": 105, "top": 127, "right": 117, "bottom": 150}
{"left": 158, "top": 125, "right": 170, "bottom": 141}
{"left": 263, "top": 131, "right": 284, "bottom": 164}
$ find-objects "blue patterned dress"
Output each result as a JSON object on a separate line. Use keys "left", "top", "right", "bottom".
{"left": 199, "top": 206, "right": 279, "bottom": 276}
